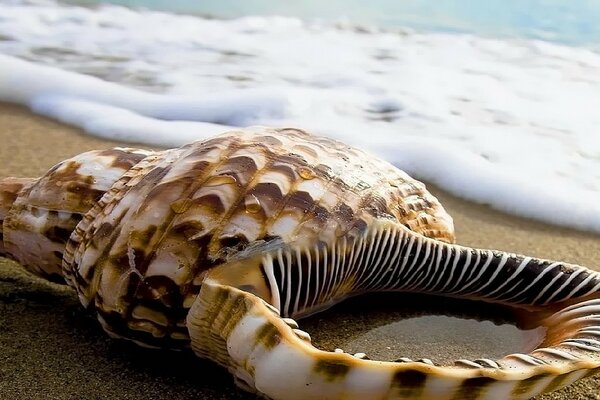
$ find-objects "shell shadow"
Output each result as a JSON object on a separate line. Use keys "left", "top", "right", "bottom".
{"left": 0, "top": 260, "right": 252, "bottom": 399}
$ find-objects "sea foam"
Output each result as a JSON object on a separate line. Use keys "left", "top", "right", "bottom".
{"left": 1, "top": 0, "right": 600, "bottom": 233}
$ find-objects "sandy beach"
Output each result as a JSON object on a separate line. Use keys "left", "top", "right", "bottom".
{"left": 0, "top": 102, "right": 598, "bottom": 399}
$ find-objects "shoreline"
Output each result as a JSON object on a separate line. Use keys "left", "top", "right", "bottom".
{"left": 0, "top": 102, "right": 598, "bottom": 399}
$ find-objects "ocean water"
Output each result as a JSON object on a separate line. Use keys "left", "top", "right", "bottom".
{"left": 1, "top": 0, "right": 600, "bottom": 232}
{"left": 67, "top": 0, "right": 600, "bottom": 46}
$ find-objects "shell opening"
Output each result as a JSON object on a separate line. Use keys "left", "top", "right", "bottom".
{"left": 300, "top": 292, "right": 549, "bottom": 367}
{"left": 188, "top": 219, "right": 600, "bottom": 399}
{"left": 189, "top": 279, "right": 600, "bottom": 400}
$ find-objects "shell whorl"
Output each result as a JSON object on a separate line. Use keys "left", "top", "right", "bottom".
{"left": 1, "top": 147, "right": 153, "bottom": 281}
{"left": 61, "top": 127, "right": 453, "bottom": 346}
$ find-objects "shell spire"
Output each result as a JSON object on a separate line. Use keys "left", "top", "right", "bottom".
{"left": 1, "top": 127, "right": 599, "bottom": 399}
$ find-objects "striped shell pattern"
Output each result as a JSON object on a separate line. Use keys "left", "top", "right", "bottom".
{"left": 0, "top": 127, "right": 599, "bottom": 400}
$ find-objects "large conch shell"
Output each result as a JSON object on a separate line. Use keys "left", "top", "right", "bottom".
{"left": 1, "top": 127, "right": 599, "bottom": 399}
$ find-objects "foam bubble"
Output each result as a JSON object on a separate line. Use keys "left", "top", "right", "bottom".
{"left": 1, "top": 1, "right": 600, "bottom": 233}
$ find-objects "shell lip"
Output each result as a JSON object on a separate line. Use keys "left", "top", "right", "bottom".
{"left": 191, "top": 273, "right": 600, "bottom": 400}
{"left": 293, "top": 292, "right": 600, "bottom": 379}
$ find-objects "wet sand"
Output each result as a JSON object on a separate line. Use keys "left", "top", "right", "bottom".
{"left": 0, "top": 102, "right": 598, "bottom": 399}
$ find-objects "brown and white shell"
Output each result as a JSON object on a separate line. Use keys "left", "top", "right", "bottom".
{"left": 1, "top": 127, "right": 599, "bottom": 400}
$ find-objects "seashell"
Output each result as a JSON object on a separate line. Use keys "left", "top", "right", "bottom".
{"left": 1, "top": 127, "right": 599, "bottom": 399}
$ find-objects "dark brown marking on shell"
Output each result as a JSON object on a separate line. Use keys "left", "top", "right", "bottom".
{"left": 311, "top": 204, "right": 331, "bottom": 224}
{"left": 196, "top": 194, "right": 227, "bottom": 215}
{"left": 50, "top": 160, "right": 79, "bottom": 182}
{"left": 332, "top": 203, "right": 354, "bottom": 224}
{"left": 134, "top": 167, "right": 170, "bottom": 203}
{"left": 138, "top": 180, "right": 188, "bottom": 216}
{"left": 391, "top": 370, "right": 427, "bottom": 398}
{"left": 123, "top": 175, "right": 206, "bottom": 276}
{"left": 130, "top": 224, "right": 159, "bottom": 249}
{"left": 286, "top": 191, "right": 315, "bottom": 213}
{"left": 177, "top": 160, "right": 212, "bottom": 182}
{"left": 34, "top": 209, "right": 83, "bottom": 254}
{"left": 0, "top": 178, "right": 29, "bottom": 207}
{"left": 204, "top": 286, "right": 230, "bottom": 327}
{"left": 219, "top": 235, "right": 249, "bottom": 251}
{"left": 219, "top": 295, "right": 247, "bottom": 337}
{"left": 96, "top": 307, "right": 189, "bottom": 349}
{"left": 348, "top": 218, "right": 370, "bottom": 238}
{"left": 44, "top": 160, "right": 103, "bottom": 210}
{"left": 249, "top": 183, "right": 285, "bottom": 216}
{"left": 190, "top": 233, "right": 225, "bottom": 273}
{"left": 215, "top": 155, "right": 258, "bottom": 186}
{"left": 70, "top": 265, "right": 91, "bottom": 296}
{"left": 104, "top": 149, "right": 148, "bottom": 171}
{"left": 313, "top": 359, "right": 350, "bottom": 382}
{"left": 451, "top": 377, "right": 496, "bottom": 400}
{"left": 255, "top": 323, "right": 282, "bottom": 350}
{"left": 82, "top": 209, "right": 128, "bottom": 280}
{"left": 65, "top": 181, "right": 104, "bottom": 200}
{"left": 94, "top": 271, "right": 193, "bottom": 347}
{"left": 206, "top": 178, "right": 266, "bottom": 257}
{"left": 94, "top": 222, "right": 115, "bottom": 244}
{"left": 45, "top": 225, "right": 75, "bottom": 244}
{"left": 511, "top": 374, "right": 550, "bottom": 397}
{"left": 135, "top": 275, "right": 185, "bottom": 309}
{"left": 172, "top": 220, "right": 206, "bottom": 241}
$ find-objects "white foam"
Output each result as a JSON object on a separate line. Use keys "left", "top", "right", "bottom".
{"left": 1, "top": 0, "right": 600, "bottom": 233}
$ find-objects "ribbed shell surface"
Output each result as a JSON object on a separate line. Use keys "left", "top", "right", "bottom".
{"left": 2, "top": 148, "right": 151, "bottom": 281}
{"left": 62, "top": 127, "right": 454, "bottom": 347}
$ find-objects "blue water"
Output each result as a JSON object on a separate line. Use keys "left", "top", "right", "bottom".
{"left": 68, "top": 0, "right": 600, "bottom": 45}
